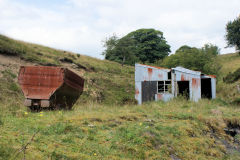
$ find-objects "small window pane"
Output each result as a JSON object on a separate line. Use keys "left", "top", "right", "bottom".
{"left": 158, "top": 81, "right": 164, "bottom": 85}
{"left": 165, "top": 81, "right": 171, "bottom": 85}
{"left": 158, "top": 81, "right": 164, "bottom": 93}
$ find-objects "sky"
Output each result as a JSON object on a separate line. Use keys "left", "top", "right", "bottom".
{"left": 0, "top": 0, "right": 239, "bottom": 59}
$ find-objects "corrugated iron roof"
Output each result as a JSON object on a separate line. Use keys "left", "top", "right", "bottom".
{"left": 135, "top": 64, "right": 170, "bottom": 71}
{"left": 172, "top": 66, "right": 201, "bottom": 76}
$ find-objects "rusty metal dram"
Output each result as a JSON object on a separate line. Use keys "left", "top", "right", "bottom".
{"left": 18, "top": 66, "right": 84, "bottom": 109}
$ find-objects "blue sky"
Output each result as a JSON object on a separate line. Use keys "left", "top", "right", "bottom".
{"left": 0, "top": 0, "right": 240, "bottom": 59}
{"left": 12, "top": 0, "right": 68, "bottom": 9}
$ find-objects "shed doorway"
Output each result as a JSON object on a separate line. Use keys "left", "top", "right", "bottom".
{"left": 201, "top": 78, "right": 212, "bottom": 99}
{"left": 142, "top": 81, "right": 157, "bottom": 103}
{"left": 178, "top": 81, "right": 190, "bottom": 99}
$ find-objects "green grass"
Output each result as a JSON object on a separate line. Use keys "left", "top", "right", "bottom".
{"left": 1, "top": 99, "right": 240, "bottom": 160}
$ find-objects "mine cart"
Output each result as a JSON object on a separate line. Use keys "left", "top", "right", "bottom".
{"left": 18, "top": 66, "right": 84, "bottom": 110}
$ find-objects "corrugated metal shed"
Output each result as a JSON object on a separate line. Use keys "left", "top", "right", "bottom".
{"left": 135, "top": 64, "right": 216, "bottom": 104}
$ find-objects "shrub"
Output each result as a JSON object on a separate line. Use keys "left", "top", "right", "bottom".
{"left": 223, "top": 68, "right": 240, "bottom": 83}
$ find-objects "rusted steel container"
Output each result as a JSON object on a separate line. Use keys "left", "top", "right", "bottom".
{"left": 18, "top": 66, "right": 84, "bottom": 109}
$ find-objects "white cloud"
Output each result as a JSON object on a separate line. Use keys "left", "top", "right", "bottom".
{"left": 0, "top": 0, "right": 239, "bottom": 59}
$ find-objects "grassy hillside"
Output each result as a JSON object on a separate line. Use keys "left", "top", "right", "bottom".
{"left": 1, "top": 35, "right": 240, "bottom": 159}
{"left": 0, "top": 34, "right": 135, "bottom": 105}
{"left": 218, "top": 53, "right": 240, "bottom": 75}
{"left": 217, "top": 53, "right": 240, "bottom": 103}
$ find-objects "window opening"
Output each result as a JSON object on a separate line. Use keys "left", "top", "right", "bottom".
{"left": 158, "top": 81, "right": 171, "bottom": 93}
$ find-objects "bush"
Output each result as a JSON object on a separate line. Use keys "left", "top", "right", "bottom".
{"left": 223, "top": 68, "right": 240, "bottom": 83}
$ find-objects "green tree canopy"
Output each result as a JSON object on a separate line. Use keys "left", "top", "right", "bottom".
{"left": 102, "top": 29, "right": 171, "bottom": 65}
{"left": 225, "top": 16, "right": 240, "bottom": 53}
{"left": 201, "top": 43, "right": 220, "bottom": 56}
{"left": 161, "top": 44, "right": 221, "bottom": 76}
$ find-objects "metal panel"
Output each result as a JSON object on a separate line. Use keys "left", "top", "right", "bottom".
{"left": 172, "top": 66, "right": 201, "bottom": 76}
{"left": 211, "top": 78, "right": 216, "bottom": 99}
{"left": 142, "top": 81, "right": 157, "bottom": 103}
{"left": 18, "top": 66, "right": 64, "bottom": 99}
{"left": 155, "top": 93, "right": 174, "bottom": 102}
{"left": 191, "top": 78, "right": 201, "bottom": 101}
{"left": 135, "top": 64, "right": 169, "bottom": 82}
{"left": 135, "top": 82, "right": 142, "bottom": 104}
{"left": 64, "top": 69, "right": 84, "bottom": 93}
{"left": 41, "top": 100, "right": 50, "bottom": 107}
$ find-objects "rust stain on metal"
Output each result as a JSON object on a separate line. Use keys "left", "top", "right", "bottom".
{"left": 157, "top": 94, "right": 162, "bottom": 100}
{"left": 135, "top": 88, "right": 139, "bottom": 97}
{"left": 148, "top": 68, "right": 153, "bottom": 79}
{"left": 181, "top": 74, "right": 185, "bottom": 81}
{"left": 192, "top": 78, "right": 200, "bottom": 89}
{"left": 158, "top": 74, "right": 163, "bottom": 79}
{"left": 18, "top": 66, "right": 84, "bottom": 109}
{"left": 207, "top": 75, "right": 216, "bottom": 78}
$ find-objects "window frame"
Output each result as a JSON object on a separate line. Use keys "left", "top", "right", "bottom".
{"left": 157, "top": 80, "right": 171, "bottom": 93}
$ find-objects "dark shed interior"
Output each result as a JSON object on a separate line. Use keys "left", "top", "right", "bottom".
{"left": 178, "top": 81, "right": 190, "bottom": 99}
{"left": 201, "top": 78, "right": 212, "bottom": 99}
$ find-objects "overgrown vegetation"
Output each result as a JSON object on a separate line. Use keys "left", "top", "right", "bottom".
{"left": 223, "top": 68, "right": 240, "bottom": 84}
{"left": 161, "top": 44, "right": 221, "bottom": 76}
{"left": 215, "top": 53, "right": 240, "bottom": 106}
{"left": 1, "top": 97, "right": 240, "bottom": 160}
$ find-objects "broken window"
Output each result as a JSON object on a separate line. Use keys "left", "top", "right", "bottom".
{"left": 158, "top": 81, "right": 171, "bottom": 93}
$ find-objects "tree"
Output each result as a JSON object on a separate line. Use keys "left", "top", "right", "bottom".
{"left": 102, "top": 34, "right": 118, "bottom": 60}
{"left": 225, "top": 16, "right": 240, "bottom": 54}
{"left": 124, "top": 29, "right": 171, "bottom": 63}
{"left": 201, "top": 43, "right": 220, "bottom": 56}
{"left": 161, "top": 44, "right": 221, "bottom": 76}
{"left": 102, "top": 35, "right": 137, "bottom": 66}
{"left": 102, "top": 29, "right": 171, "bottom": 65}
